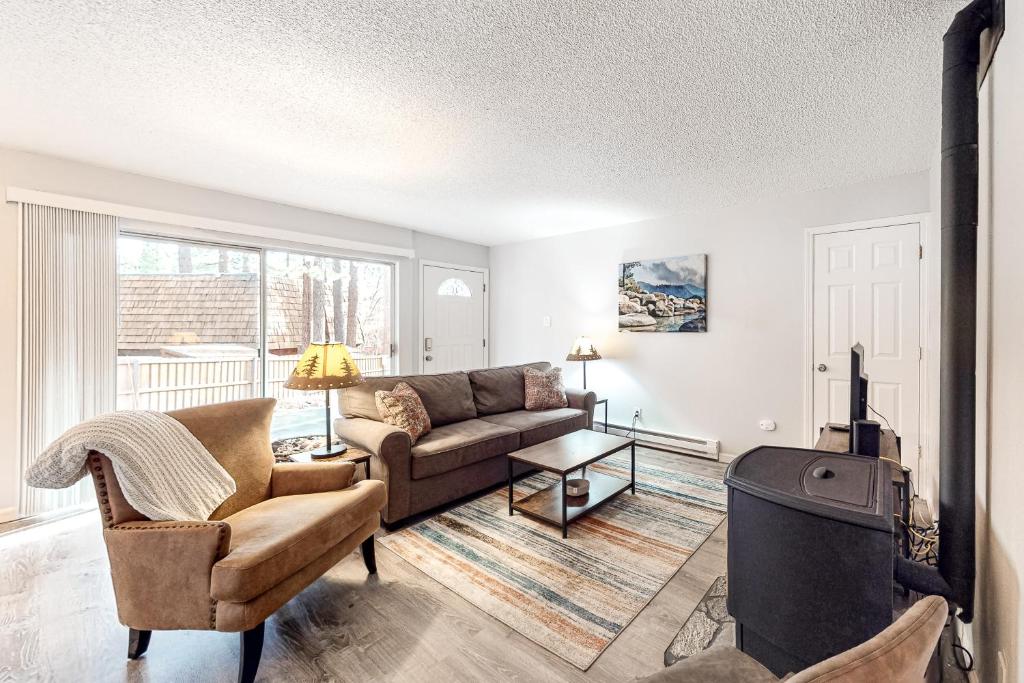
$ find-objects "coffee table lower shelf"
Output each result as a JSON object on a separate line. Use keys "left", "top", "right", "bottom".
{"left": 510, "top": 470, "right": 632, "bottom": 538}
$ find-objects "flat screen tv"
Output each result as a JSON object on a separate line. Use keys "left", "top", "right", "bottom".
{"left": 850, "top": 343, "right": 868, "bottom": 427}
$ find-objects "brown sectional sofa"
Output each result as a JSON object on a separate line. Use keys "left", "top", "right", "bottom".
{"left": 334, "top": 361, "right": 596, "bottom": 525}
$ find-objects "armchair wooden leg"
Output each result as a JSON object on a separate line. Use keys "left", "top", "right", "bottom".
{"left": 362, "top": 536, "right": 377, "bottom": 575}
{"left": 127, "top": 628, "right": 151, "bottom": 659}
{"left": 238, "top": 622, "right": 265, "bottom": 683}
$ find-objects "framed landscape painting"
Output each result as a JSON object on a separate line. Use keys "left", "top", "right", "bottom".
{"left": 618, "top": 254, "right": 707, "bottom": 332}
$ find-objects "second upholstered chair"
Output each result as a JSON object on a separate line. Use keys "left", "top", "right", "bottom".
{"left": 638, "top": 595, "right": 948, "bottom": 682}
{"left": 86, "top": 398, "right": 386, "bottom": 683}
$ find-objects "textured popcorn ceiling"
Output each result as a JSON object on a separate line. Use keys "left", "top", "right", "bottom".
{"left": 0, "top": 1, "right": 959, "bottom": 245}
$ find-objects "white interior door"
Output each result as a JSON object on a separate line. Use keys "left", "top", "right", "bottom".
{"left": 812, "top": 222, "right": 921, "bottom": 456}
{"left": 421, "top": 265, "right": 486, "bottom": 373}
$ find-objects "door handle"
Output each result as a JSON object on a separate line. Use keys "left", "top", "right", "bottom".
{"left": 817, "top": 363, "right": 828, "bottom": 372}
{"left": 425, "top": 355, "right": 433, "bottom": 362}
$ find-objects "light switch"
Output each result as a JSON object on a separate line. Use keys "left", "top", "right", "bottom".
{"left": 542, "top": 316, "right": 551, "bottom": 327}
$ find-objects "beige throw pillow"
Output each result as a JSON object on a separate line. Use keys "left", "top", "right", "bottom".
{"left": 524, "top": 367, "right": 568, "bottom": 411}
{"left": 375, "top": 382, "right": 431, "bottom": 443}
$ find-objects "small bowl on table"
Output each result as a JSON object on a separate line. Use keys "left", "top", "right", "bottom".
{"left": 566, "top": 478, "right": 590, "bottom": 497}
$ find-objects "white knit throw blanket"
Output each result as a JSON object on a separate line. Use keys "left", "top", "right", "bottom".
{"left": 26, "top": 410, "right": 237, "bottom": 521}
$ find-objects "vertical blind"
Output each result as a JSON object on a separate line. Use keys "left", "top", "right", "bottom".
{"left": 18, "top": 203, "right": 117, "bottom": 517}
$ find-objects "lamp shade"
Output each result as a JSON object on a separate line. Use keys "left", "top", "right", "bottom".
{"left": 566, "top": 336, "right": 601, "bottom": 361}
{"left": 284, "top": 342, "right": 364, "bottom": 391}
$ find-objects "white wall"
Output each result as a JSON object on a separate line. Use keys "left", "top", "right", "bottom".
{"left": 490, "top": 172, "right": 930, "bottom": 457}
{"left": 972, "top": 6, "right": 1024, "bottom": 680}
{"left": 0, "top": 147, "right": 488, "bottom": 519}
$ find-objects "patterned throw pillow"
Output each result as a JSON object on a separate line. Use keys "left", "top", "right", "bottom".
{"left": 524, "top": 366, "right": 568, "bottom": 411}
{"left": 375, "top": 382, "right": 431, "bottom": 443}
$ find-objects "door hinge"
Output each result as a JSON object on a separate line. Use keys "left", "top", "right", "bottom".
{"left": 483, "top": 338, "right": 487, "bottom": 348}
{"left": 919, "top": 244, "right": 924, "bottom": 259}
{"left": 483, "top": 283, "right": 487, "bottom": 293}
{"left": 390, "top": 343, "right": 395, "bottom": 355}
{"left": 919, "top": 347, "right": 923, "bottom": 361}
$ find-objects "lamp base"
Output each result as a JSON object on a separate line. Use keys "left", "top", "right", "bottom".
{"left": 310, "top": 443, "right": 349, "bottom": 459}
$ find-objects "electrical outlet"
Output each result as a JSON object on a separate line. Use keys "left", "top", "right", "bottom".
{"left": 759, "top": 419, "right": 777, "bottom": 431}
{"left": 542, "top": 316, "right": 551, "bottom": 328}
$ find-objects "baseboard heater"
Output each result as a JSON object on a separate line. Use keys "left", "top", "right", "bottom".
{"left": 597, "top": 422, "right": 720, "bottom": 460}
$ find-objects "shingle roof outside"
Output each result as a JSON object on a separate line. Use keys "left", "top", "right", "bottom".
{"left": 117, "top": 273, "right": 333, "bottom": 352}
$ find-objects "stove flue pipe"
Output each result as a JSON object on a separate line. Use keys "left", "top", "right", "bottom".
{"left": 937, "top": 0, "right": 998, "bottom": 624}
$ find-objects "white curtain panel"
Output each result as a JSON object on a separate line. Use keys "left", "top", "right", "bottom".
{"left": 18, "top": 203, "right": 117, "bottom": 518}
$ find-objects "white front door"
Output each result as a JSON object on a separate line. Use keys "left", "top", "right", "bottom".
{"left": 421, "top": 265, "right": 486, "bottom": 373}
{"left": 812, "top": 222, "right": 921, "bottom": 456}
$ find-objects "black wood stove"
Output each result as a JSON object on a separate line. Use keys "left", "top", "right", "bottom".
{"left": 725, "top": 446, "right": 895, "bottom": 677}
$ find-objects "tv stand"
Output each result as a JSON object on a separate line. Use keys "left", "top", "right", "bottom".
{"left": 816, "top": 427, "right": 910, "bottom": 561}
{"left": 815, "top": 425, "right": 901, "bottom": 463}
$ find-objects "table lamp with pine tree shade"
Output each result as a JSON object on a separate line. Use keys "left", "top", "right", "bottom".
{"left": 284, "top": 342, "right": 364, "bottom": 458}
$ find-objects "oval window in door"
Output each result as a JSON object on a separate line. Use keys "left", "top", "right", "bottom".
{"left": 437, "top": 277, "right": 471, "bottom": 297}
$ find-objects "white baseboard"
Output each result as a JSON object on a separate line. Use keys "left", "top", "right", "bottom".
{"left": 0, "top": 507, "right": 16, "bottom": 523}
{"left": 596, "top": 423, "right": 720, "bottom": 460}
{"left": 593, "top": 422, "right": 738, "bottom": 464}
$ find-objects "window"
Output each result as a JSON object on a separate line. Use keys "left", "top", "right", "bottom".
{"left": 437, "top": 277, "right": 471, "bottom": 297}
{"left": 116, "top": 235, "right": 261, "bottom": 411}
{"left": 264, "top": 251, "right": 393, "bottom": 439}
{"left": 116, "top": 234, "right": 395, "bottom": 444}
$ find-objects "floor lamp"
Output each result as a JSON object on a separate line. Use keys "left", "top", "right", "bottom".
{"left": 566, "top": 336, "right": 601, "bottom": 390}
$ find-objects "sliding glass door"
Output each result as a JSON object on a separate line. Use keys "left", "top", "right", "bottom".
{"left": 116, "top": 235, "right": 262, "bottom": 411}
{"left": 116, "top": 233, "right": 395, "bottom": 445}
{"left": 264, "top": 250, "right": 393, "bottom": 440}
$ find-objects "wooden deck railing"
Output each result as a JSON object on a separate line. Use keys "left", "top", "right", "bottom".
{"left": 116, "top": 354, "right": 387, "bottom": 411}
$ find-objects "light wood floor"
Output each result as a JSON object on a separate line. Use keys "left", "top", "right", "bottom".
{"left": 0, "top": 448, "right": 727, "bottom": 682}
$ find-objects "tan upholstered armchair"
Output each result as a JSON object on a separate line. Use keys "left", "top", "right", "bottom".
{"left": 639, "top": 595, "right": 948, "bottom": 682}
{"left": 87, "top": 398, "right": 386, "bottom": 683}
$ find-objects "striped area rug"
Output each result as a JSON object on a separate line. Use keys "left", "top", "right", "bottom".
{"left": 378, "top": 454, "right": 727, "bottom": 670}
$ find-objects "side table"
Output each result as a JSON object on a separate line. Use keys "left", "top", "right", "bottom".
{"left": 290, "top": 447, "right": 372, "bottom": 480}
{"left": 594, "top": 398, "right": 609, "bottom": 434}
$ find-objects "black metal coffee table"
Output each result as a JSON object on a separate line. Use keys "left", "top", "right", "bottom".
{"left": 507, "top": 430, "right": 635, "bottom": 538}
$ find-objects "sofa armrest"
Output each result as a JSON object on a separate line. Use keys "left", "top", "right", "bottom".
{"left": 637, "top": 647, "right": 779, "bottom": 682}
{"left": 102, "top": 520, "right": 231, "bottom": 631}
{"left": 334, "top": 416, "right": 411, "bottom": 454}
{"left": 334, "top": 417, "right": 413, "bottom": 523}
{"left": 566, "top": 388, "right": 597, "bottom": 429}
{"left": 271, "top": 461, "right": 355, "bottom": 497}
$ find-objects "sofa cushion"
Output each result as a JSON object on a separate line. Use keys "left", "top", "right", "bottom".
{"left": 375, "top": 382, "right": 431, "bottom": 443}
{"left": 524, "top": 366, "right": 569, "bottom": 410}
{"left": 404, "top": 373, "right": 478, "bottom": 426}
{"left": 340, "top": 372, "right": 477, "bottom": 427}
{"left": 210, "top": 481, "right": 386, "bottom": 603}
{"left": 468, "top": 362, "right": 551, "bottom": 415}
{"left": 479, "top": 408, "right": 587, "bottom": 448}
{"left": 410, "top": 419, "right": 519, "bottom": 480}
{"left": 340, "top": 376, "right": 403, "bottom": 420}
